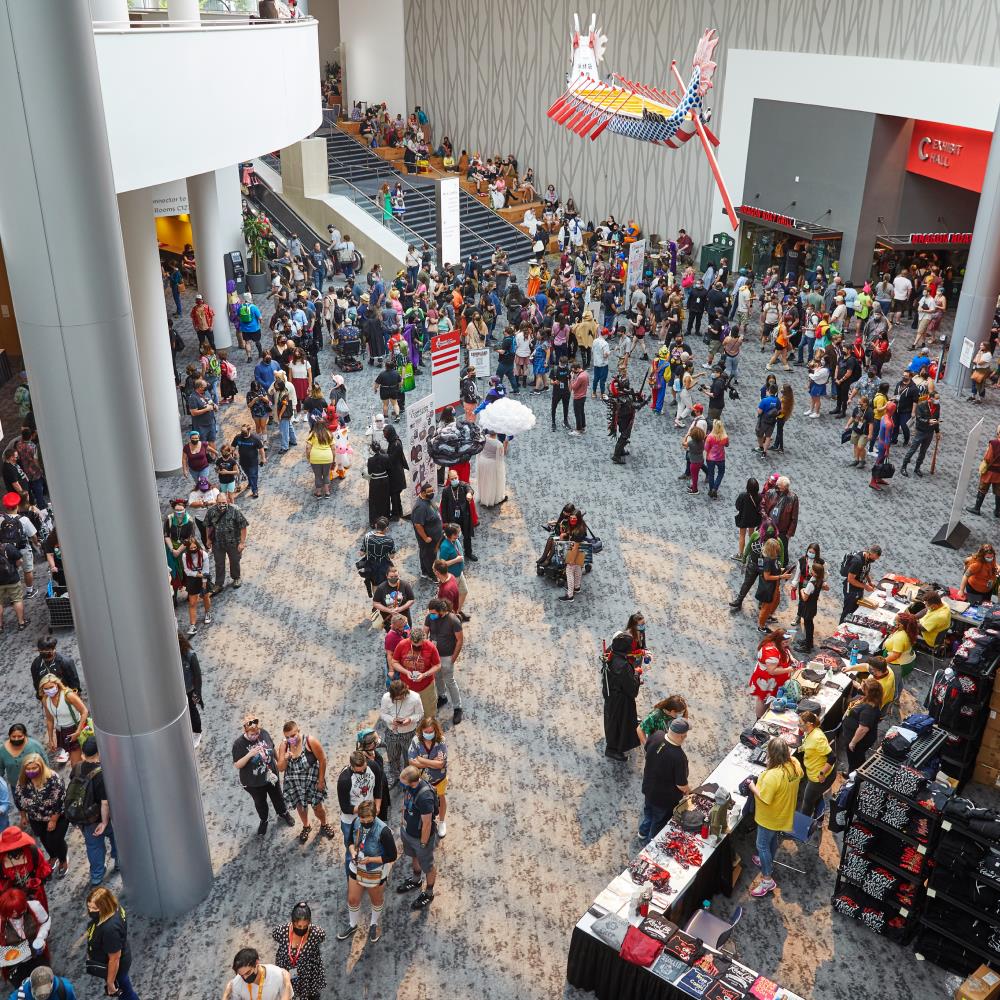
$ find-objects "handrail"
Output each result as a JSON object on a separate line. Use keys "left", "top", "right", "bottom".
{"left": 328, "top": 174, "right": 428, "bottom": 249}
{"left": 93, "top": 15, "right": 314, "bottom": 32}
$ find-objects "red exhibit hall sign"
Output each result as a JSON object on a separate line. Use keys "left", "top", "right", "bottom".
{"left": 908, "top": 232, "right": 973, "bottom": 245}
{"left": 737, "top": 204, "right": 796, "bottom": 228}
{"left": 906, "top": 121, "right": 992, "bottom": 193}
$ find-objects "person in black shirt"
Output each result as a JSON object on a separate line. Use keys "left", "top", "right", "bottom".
{"left": 685, "top": 279, "right": 708, "bottom": 336}
{"left": 840, "top": 545, "right": 881, "bottom": 621}
{"left": 214, "top": 444, "right": 240, "bottom": 495}
{"left": 602, "top": 631, "right": 641, "bottom": 759}
{"left": 30, "top": 636, "right": 81, "bottom": 697}
{"left": 231, "top": 425, "right": 266, "bottom": 499}
{"left": 843, "top": 679, "right": 883, "bottom": 773}
{"left": 73, "top": 737, "right": 119, "bottom": 886}
{"left": 831, "top": 348, "right": 858, "bottom": 416}
{"left": 702, "top": 366, "right": 728, "bottom": 421}
{"left": 232, "top": 715, "right": 295, "bottom": 836}
{"left": 900, "top": 389, "right": 941, "bottom": 478}
{"left": 372, "top": 567, "right": 415, "bottom": 630}
{"left": 375, "top": 360, "right": 403, "bottom": 421}
{"left": 639, "top": 718, "right": 691, "bottom": 840}
{"left": 85, "top": 887, "right": 137, "bottom": 1000}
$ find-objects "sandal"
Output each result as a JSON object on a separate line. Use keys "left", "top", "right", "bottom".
{"left": 298, "top": 826, "right": 311, "bottom": 844}
{"left": 17, "top": 619, "right": 29, "bottom": 632}
{"left": 320, "top": 824, "right": 336, "bottom": 840}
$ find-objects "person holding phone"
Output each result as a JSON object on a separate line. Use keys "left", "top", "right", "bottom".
{"left": 275, "top": 721, "right": 334, "bottom": 845}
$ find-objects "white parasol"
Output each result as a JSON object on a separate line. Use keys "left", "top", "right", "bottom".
{"left": 478, "top": 397, "right": 537, "bottom": 435}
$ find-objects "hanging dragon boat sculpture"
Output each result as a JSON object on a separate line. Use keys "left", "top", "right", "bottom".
{"left": 546, "top": 14, "right": 739, "bottom": 230}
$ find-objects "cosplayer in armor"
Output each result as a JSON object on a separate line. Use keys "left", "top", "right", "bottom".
{"left": 607, "top": 367, "right": 648, "bottom": 465}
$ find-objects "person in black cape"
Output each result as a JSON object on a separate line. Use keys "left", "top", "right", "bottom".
{"left": 382, "top": 424, "right": 409, "bottom": 521}
{"left": 602, "top": 631, "right": 642, "bottom": 760}
{"left": 366, "top": 442, "right": 392, "bottom": 527}
{"left": 439, "top": 469, "right": 477, "bottom": 561}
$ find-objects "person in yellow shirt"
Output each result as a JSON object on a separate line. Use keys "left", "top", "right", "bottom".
{"left": 918, "top": 590, "right": 952, "bottom": 648}
{"left": 880, "top": 611, "right": 919, "bottom": 705}
{"left": 798, "top": 711, "right": 835, "bottom": 818}
{"left": 748, "top": 739, "right": 803, "bottom": 898}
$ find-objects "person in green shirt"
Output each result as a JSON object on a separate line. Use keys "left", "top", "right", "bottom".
{"left": 636, "top": 694, "right": 689, "bottom": 746}
{"left": 0, "top": 722, "right": 49, "bottom": 792}
{"left": 748, "top": 738, "right": 803, "bottom": 898}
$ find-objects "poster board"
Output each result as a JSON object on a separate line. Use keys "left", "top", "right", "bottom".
{"left": 468, "top": 347, "right": 491, "bottom": 378}
{"left": 404, "top": 394, "right": 436, "bottom": 496}
{"left": 435, "top": 177, "right": 461, "bottom": 269}
{"left": 626, "top": 238, "right": 646, "bottom": 290}
{"left": 431, "top": 330, "right": 462, "bottom": 410}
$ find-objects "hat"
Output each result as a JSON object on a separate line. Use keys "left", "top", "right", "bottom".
{"left": 669, "top": 718, "right": 690, "bottom": 734}
{"left": 691, "top": 403, "right": 704, "bottom": 415}
{"left": 0, "top": 826, "right": 35, "bottom": 854}
{"left": 1, "top": 492, "right": 20, "bottom": 509}
{"left": 361, "top": 293, "right": 370, "bottom": 303}
{"left": 194, "top": 294, "right": 203, "bottom": 301}
{"left": 188, "top": 430, "right": 201, "bottom": 439}
{"left": 196, "top": 477, "right": 212, "bottom": 492}
{"left": 30, "top": 968, "right": 55, "bottom": 1000}
{"left": 81, "top": 736, "right": 99, "bottom": 756}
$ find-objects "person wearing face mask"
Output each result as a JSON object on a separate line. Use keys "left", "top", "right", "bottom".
{"left": 29, "top": 637, "right": 81, "bottom": 703}
{"left": 407, "top": 717, "right": 449, "bottom": 838}
{"left": 232, "top": 715, "right": 295, "bottom": 837}
{"left": 0, "top": 887, "right": 50, "bottom": 988}
{"left": 372, "top": 568, "right": 414, "bottom": 632}
{"left": 223, "top": 947, "right": 292, "bottom": 1000}
{"left": 13, "top": 756, "right": 67, "bottom": 880}
{"left": 411, "top": 483, "right": 444, "bottom": 581}
{"left": 0, "top": 728, "right": 48, "bottom": 808}
{"left": 271, "top": 902, "right": 327, "bottom": 1000}
{"left": 439, "top": 471, "right": 477, "bottom": 563}
{"left": 37, "top": 675, "right": 88, "bottom": 767}
{"left": 425, "top": 599, "right": 464, "bottom": 723}
{"left": 788, "top": 544, "right": 826, "bottom": 650}
{"left": 338, "top": 800, "right": 398, "bottom": 944}
{"left": 275, "top": 722, "right": 334, "bottom": 846}
{"left": 899, "top": 386, "right": 941, "bottom": 478}
{"left": 959, "top": 544, "right": 999, "bottom": 604}
{"left": 163, "top": 499, "right": 195, "bottom": 603}
{"left": 549, "top": 355, "right": 572, "bottom": 432}
{"left": 389, "top": 626, "right": 442, "bottom": 721}
{"left": 335, "top": 751, "right": 386, "bottom": 884}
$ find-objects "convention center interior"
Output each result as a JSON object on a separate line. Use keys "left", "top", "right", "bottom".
{"left": 4, "top": 1, "right": 1000, "bottom": 999}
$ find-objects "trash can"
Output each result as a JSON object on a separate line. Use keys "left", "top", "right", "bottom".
{"left": 699, "top": 232, "right": 736, "bottom": 274}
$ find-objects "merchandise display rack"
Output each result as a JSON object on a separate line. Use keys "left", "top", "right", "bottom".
{"left": 831, "top": 734, "right": 949, "bottom": 944}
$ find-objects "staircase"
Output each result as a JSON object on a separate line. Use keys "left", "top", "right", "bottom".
{"left": 325, "top": 125, "right": 535, "bottom": 265}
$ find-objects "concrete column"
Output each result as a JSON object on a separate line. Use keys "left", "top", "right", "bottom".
{"left": 945, "top": 104, "right": 1000, "bottom": 389}
{"left": 167, "top": 0, "right": 199, "bottom": 23}
{"left": 117, "top": 187, "right": 183, "bottom": 475}
{"left": 89, "top": 0, "right": 129, "bottom": 24}
{"left": 0, "top": 0, "right": 213, "bottom": 917}
{"left": 187, "top": 167, "right": 244, "bottom": 351}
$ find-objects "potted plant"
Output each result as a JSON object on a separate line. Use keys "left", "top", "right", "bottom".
{"left": 242, "top": 211, "right": 272, "bottom": 294}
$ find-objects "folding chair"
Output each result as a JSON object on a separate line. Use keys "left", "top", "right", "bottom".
{"left": 683, "top": 905, "right": 743, "bottom": 951}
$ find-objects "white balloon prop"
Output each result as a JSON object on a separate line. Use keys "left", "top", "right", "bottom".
{"left": 478, "top": 397, "right": 537, "bottom": 435}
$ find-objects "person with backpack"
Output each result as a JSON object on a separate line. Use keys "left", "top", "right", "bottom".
{"left": 0, "top": 535, "right": 28, "bottom": 633}
{"left": 178, "top": 632, "right": 204, "bottom": 748}
{"left": 395, "top": 765, "right": 439, "bottom": 912}
{"left": 840, "top": 545, "right": 881, "bottom": 622}
{"left": 30, "top": 637, "right": 81, "bottom": 699}
{"left": 1, "top": 493, "right": 39, "bottom": 600}
{"left": 66, "top": 737, "right": 117, "bottom": 888}
{"left": 237, "top": 293, "right": 264, "bottom": 359}
{"left": 8, "top": 965, "right": 77, "bottom": 1000}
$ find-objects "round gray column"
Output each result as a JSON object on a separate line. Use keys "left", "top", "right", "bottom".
{"left": 0, "top": 0, "right": 213, "bottom": 917}
{"left": 944, "top": 103, "right": 1000, "bottom": 390}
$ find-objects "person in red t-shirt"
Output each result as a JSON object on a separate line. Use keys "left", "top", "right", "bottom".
{"left": 389, "top": 626, "right": 441, "bottom": 719}
{"left": 433, "top": 559, "right": 462, "bottom": 617}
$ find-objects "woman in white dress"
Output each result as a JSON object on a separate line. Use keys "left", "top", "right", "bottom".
{"left": 476, "top": 431, "right": 507, "bottom": 507}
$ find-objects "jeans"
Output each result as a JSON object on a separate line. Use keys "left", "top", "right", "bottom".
{"left": 551, "top": 387, "right": 570, "bottom": 427}
{"left": 83, "top": 821, "right": 119, "bottom": 885}
{"left": 240, "top": 461, "right": 259, "bottom": 494}
{"left": 407, "top": 265, "right": 418, "bottom": 287}
{"left": 639, "top": 800, "right": 672, "bottom": 841}
{"left": 593, "top": 365, "right": 609, "bottom": 395}
{"left": 689, "top": 461, "right": 703, "bottom": 491}
{"left": 755, "top": 824, "right": 779, "bottom": 878}
{"left": 29, "top": 815, "right": 69, "bottom": 864}
{"left": 418, "top": 537, "right": 439, "bottom": 577}
{"left": 435, "top": 655, "right": 463, "bottom": 709}
{"left": 686, "top": 310, "right": 704, "bottom": 336}
{"left": 903, "top": 430, "right": 933, "bottom": 471}
{"left": 246, "top": 782, "right": 289, "bottom": 822}
{"left": 313, "top": 266, "right": 326, "bottom": 293}
{"left": 114, "top": 971, "right": 141, "bottom": 1000}
{"left": 279, "top": 417, "right": 298, "bottom": 450}
{"left": 171, "top": 285, "right": 182, "bottom": 315}
{"left": 774, "top": 417, "right": 785, "bottom": 450}
{"left": 706, "top": 459, "right": 726, "bottom": 491}
{"left": 496, "top": 368, "right": 518, "bottom": 393}
{"left": 28, "top": 478, "right": 46, "bottom": 508}
{"left": 797, "top": 338, "right": 815, "bottom": 364}
{"left": 733, "top": 564, "right": 759, "bottom": 608}
{"left": 892, "top": 412, "right": 911, "bottom": 445}
{"left": 213, "top": 542, "right": 241, "bottom": 588}
{"left": 206, "top": 375, "right": 220, "bottom": 405}
{"left": 724, "top": 354, "right": 739, "bottom": 380}
{"left": 572, "top": 397, "right": 586, "bottom": 430}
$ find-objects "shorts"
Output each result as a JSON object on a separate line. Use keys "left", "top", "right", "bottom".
{"left": 56, "top": 724, "right": 78, "bottom": 753}
{"left": 348, "top": 868, "right": 387, "bottom": 886}
{"left": 400, "top": 827, "right": 437, "bottom": 872}
{"left": 808, "top": 382, "right": 827, "bottom": 397}
{"left": 851, "top": 431, "right": 867, "bottom": 446}
{"left": 0, "top": 581, "right": 25, "bottom": 605}
{"left": 218, "top": 480, "right": 236, "bottom": 494}
{"left": 185, "top": 575, "right": 205, "bottom": 596}
{"left": 456, "top": 574, "right": 468, "bottom": 599}
{"left": 432, "top": 777, "right": 448, "bottom": 797}
{"left": 18, "top": 547, "right": 33, "bottom": 573}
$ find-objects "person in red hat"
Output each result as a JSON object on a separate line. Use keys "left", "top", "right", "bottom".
{"left": 2, "top": 492, "right": 41, "bottom": 600}
{"left": 0, "top": 828, "right": 51, "bottom": 911}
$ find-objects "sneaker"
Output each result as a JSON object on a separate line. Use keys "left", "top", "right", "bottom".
{"left": 24, "top": 587, "right": 36, "bottom": 598}
{"left": 257, "top": 819, "right": 268, "bottom": 836}
{"left": 558, "top": 595, "right": 574, "bottom": 602}
{"left": 411, "top": 890, "right": 434, "bottom": 911}
{"left": 187, "top": 624, "right": 197, "bottom": 636}
{"left": 192, "top": 732, "right": 202, "bottom": 748}
{"left": 568, "top": 430, "right": 580, "bottom": 436}
{"left": 336, "top": 923, "right": 358, "bottom": 941}
{"left": 279, "top": 812, "right": 296, "bottom": 827}
{"left": 437, "top": 818, "right": 447, "bottom": 838}
{"left": 452, "top": 708, "right": 463, "bottom": 726}
{"left": 436, "top": 694, "right": 449, "bottom": 709}
{"left": 750, "top": 877, "right": 776, "bottom": 898}
{"left": 203, "top": 614, "right": 213, "bottom": 625}
{"left": 369, "top": 924, "right": 382, "bottom": 944}
{"left": 756, "top": 626, "right": 769, "bottom": 634}
{"left": 397, "top": 875, "right": 422, "bottom": 894}
{"left": 232, "top": 579, "right": 242, "bottom": 588}
{"left": 54, "top": 749, "right": 69, "bottom": 764}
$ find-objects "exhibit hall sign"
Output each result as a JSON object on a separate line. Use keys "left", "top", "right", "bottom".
{"left": 737, "top": 204, "right": 797, "bottom": 228}
{"left": 906, "top": 120, "right": 991, "bottom": 193}
{"left": 431, "top": 330, "right": 461, "bottom": 412}
{"left": 908, "top": 232, "right": 973, "bottom": 245}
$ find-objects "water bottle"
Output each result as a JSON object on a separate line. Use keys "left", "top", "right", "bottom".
{"left": 849, "top": 642, "right": 860, "bottom": 667}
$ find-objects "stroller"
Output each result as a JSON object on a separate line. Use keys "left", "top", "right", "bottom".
{"left": 335, "top": 324, "right": 364, "bottom": 372}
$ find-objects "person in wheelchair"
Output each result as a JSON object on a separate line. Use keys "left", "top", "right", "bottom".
{"left": 536, "top": 503, "right": 579, "bottom": 569}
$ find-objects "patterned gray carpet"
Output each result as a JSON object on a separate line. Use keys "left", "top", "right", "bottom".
{"left": 0, "top": 286, "right": 990, "bottom": 999}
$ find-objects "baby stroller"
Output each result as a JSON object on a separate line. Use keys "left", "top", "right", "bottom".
{"left": 336, "top": 325, "right": 364, "bottom": 372}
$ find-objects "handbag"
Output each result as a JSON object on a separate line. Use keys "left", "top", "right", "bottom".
{"left": 840, "top": 427, "right": 852, "bottom": 444}
{"left": 619, "top": 925, "right": 664, "bottom": 968}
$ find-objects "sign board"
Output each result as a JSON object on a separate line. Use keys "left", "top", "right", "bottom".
{"left": 151, "top": 178, "right": 189, "bottom": 217}
{"left": 933, "top": 416, "right": 983, "bottom": 550}
{"left": 468, "top": 347, "right": 490, "bottom": 378}
{"left": 960, "top": 337, "right": 977, "bottom": 368}
{"left": 404, "top": 393, "right": 436, "bottom": 496}
{"left": 909, "top": 232, "right": 973, "bottom": 245}
{"left": 626, "top": 238, "right": 646, "bottom": 290}
{"left": 431, "top": 330, "right": 461, "bottom": 411}
{"left": 906, "top": 120, "right": 992, "bottom": 193}
{"left": 435, "top": 176, "right": 461, "bottom": 268}
{"left": 737, "top": 204, "right": 797, "bottom": 228}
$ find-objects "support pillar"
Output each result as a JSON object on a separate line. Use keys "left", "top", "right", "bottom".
{"left": 118, "top": 187, "right": 184, "bottom": 475}
{"left": 89, "top": 0, "right": 129, "bottom": 24}
{"left": 167, "top": 0, "right": 199, "bottom": 23}
{"left": 945, "top": 102, "right": 1000, "bottom": 389}
{"left": 187, "top": 167, "right": 244, "bottom": 351}
{"left": 0, "top": 0, "right": 213, "bottom": 917}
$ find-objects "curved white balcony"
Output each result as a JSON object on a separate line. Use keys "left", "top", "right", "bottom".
{"left": 94, "top": 17, "right": 321, "bottom": 192}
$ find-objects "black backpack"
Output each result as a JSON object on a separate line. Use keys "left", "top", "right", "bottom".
{"left": 840, "top": 551, "right": 861, "bottom": 577}
{"left": 0, "top": 513, "right": 26, "bottom": 549}
{"left": 64, "top": 764, "right": 102, "bottom": 825}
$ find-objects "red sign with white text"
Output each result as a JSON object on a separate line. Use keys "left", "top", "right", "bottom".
{"left": 906, "top": 120, "right": 992, "bottom": 193}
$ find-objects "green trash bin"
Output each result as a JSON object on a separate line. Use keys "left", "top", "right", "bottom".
{"left": 699, "top": 232, "right": 736, "bottom": 274}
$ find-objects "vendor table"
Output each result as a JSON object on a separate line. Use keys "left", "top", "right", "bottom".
{"left": 566, "top": 668, "right": 852, "bottom": 998}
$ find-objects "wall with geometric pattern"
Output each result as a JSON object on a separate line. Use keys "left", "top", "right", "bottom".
{"left": 404, "top": 0, "right": 1000, "bottom": 247}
